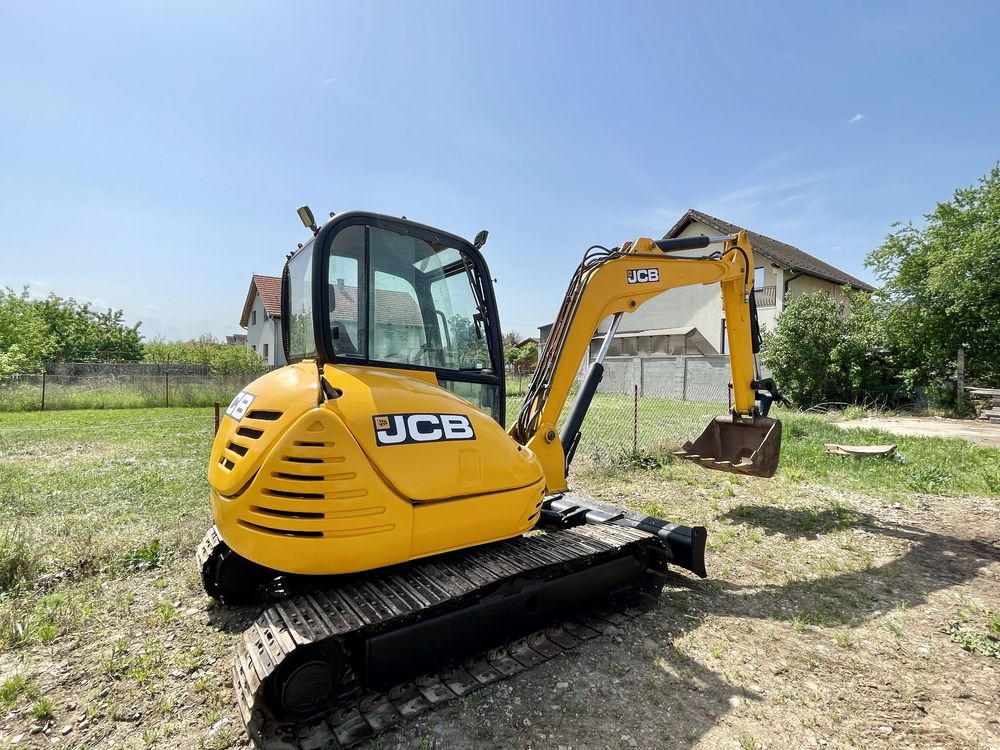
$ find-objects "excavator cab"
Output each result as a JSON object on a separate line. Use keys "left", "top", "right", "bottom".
{"left": 281, "top": 212, "right": 507, "bottom": 423}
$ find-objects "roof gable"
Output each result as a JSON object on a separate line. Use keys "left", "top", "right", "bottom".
{"left": 240, "top": 275, "right": 282, "bottom": 328}
{"left": 663, "top": 209, "right": 875, "bottom": 292}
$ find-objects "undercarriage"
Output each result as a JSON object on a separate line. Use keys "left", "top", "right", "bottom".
{"left": 198, "top": 495, "right": 706, "bottom": 749}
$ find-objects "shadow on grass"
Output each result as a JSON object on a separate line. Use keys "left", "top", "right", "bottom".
{"left": 721, "top": 503, "right": 876, "bottom": 540}
{"left": 709, "top": 504, "right": 1000, "bottom": 628}
{"left": 201, "top": 505, "right": 1000, "bottom": 748}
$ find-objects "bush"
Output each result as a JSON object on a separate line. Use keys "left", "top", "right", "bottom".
{"left": 761, "top": 290, "right": 902, "bottom": 408}
{"left": 144, "top": 337, "right": 266, "bottom": 375}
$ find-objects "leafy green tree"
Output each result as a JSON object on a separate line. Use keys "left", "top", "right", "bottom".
{"left": 447, "top": 314, "right": 489, "bottom": 370}
{"left": 761, "top": 290, "right": 898, "bottom": 406}
{"left": 514, "top": 342, "right": 538, "bottom": 375}
{"left": 33, "top": 295, "right": 143, "bottom": 362}
{"left": 502, "top": 331, "right": 522, "bottom": 350}
{"left": 866, "top": 164, "right": 1000, "bottom": 387}
{"left": 0, "top": 288, "right": 55, "bottom": 375}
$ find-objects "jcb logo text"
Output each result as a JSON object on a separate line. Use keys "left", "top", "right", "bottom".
{"left": 627, "top": 268, "right": 659, "bottom": 284}
{"left": 373, "top": 413, "right": 476, "bottom": 446}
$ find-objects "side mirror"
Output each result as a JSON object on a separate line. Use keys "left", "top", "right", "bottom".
{"left": 473, "top": 230, "right": 489, "bottom": 250}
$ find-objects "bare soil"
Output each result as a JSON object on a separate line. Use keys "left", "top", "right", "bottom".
{"left": 3, "top": 473, "right": 998, "bottom": 750}
{"left": 838, "top": 417, "right": 1000, "bottom": 448}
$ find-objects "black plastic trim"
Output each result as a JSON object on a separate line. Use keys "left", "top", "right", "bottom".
{"left": 302, "top": 211, "right": 506, "bottom": 425}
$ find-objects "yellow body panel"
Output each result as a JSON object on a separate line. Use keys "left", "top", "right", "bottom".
{"left": 209, "top": 362, "right": 544, "bottom": 575}
{"left": 326, "top": 364, "right": 541, "bottom": 500}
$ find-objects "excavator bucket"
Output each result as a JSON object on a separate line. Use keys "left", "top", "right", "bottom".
{"left": 675, "top": 415, "right": 782, "bottom": 478}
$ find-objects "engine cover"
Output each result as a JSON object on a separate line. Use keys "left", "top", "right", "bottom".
{"left": 208, "top": 363, "right": 546, "bottom": 575}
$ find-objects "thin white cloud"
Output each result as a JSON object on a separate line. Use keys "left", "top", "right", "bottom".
{"left": 320, "top": 77, "right": 340, "bottom": 85}
{"left": 848, "top": 113, "right": 864, "bottom": 125}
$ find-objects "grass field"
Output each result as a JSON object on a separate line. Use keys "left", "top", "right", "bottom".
{"left": 0, "top": 377, "right": 253, "bottom": 412}
{"left": 0, "top": 404, "right": 998, "bottom": 749}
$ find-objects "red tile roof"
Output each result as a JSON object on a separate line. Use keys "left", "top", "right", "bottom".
{"left": 328, "top": 282, "right": 423, "bottom": 326}
{"left": 240, "top": 275, "right": 424, "bottom": 329}
{"left": 663, "top": 209, "right": 875, "bottom": 292}
{"left": 240, "top": 275, "right": 282, "bottom": 327}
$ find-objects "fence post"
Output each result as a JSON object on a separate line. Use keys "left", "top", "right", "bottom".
{"left": 632, "top": 383, "right": 638, "bottom": 454}
{"left": 41, "top": 372, "right": 46, "bottom": 411}
{"left": 214, "top": 401, "right": 221, "bottom": 433}
{"left": 165, "top": 371, "right": 170, "bottom": 407}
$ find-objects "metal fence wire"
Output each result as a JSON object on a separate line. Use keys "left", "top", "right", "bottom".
{"left": 0, "top": 372, "right": 262, "bottom": 412}
{"left": 505, "top": 381, "right": 730, "bottom": 467}
{"left": 2, "top": 372, "right": 731, "bottom": 464}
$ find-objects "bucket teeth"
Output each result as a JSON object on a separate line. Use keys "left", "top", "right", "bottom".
{"left": 676, "top": 415, "right": 782, "bottom": 478}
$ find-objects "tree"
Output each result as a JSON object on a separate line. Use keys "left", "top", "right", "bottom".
{"left": 502, "top": 330, "right": 524, "bottom": 371}
{"left": 761, "top": 290, "right": 898, "bottom": 406}
{"left": 502, "top": 331, "right": 522, "bottom": 351}
{"left": 514, "top": 342, "right": 538, "bottom": 375}
{"left": 866, "top": 164, "right": 1000, "bottom": 387}
{"left": 0, "top": 288, "right": 55, "bottom": 376}
{"left": 448, "top": 314, "right": 489, "bottom": 370}
{"left": 33, "top": 294, "right": 143, "bottom": 363}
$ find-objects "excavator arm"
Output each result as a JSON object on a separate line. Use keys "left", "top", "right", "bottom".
{"left": 512, "top": 231, "right": 782, "bottom": 493}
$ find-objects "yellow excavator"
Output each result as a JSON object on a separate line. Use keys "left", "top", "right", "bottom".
{"left": 197, "top": 208, "right": 784, "bottom": 749}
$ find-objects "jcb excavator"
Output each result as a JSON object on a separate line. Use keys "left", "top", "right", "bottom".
{"left": 197, "top": 209, "right": 784, "bottom": 749}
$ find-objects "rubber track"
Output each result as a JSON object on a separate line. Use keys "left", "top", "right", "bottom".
{"left": 206, "top": 525, "right": 665, "bottom": 750}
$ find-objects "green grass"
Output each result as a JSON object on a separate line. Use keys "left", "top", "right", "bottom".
{"left": 541, "top": 396, "right": 999, "bottom": 498}
{"left": 0, "top": 377, "right": 249, "bottom": 412}
{"left": 0, "top": 407, "right": 214, "bottom": 645}
{"left": 0, "top": 674, "right": 38, "bottom": 712}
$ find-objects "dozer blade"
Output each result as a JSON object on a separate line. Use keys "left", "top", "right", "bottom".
{"left": 675, "top": 415, "right": 782, "bottom": 478}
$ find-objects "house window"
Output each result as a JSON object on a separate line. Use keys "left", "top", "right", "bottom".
{"left": 263, "top": 343, "right": 269, "bottom": 360}
{"left": 252, "top": 345, "right": 257, "bottom": 352}
{"left": 720, "top": 319, "right": 727, "bottom": 354}
{"left": 754, "top": 267, "right": 765, "bottom": 289}
{"left": 252, "top": 310, "right": 257, "bottom": 325}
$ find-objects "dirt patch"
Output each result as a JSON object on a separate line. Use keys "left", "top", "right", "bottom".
{"left": 838, "top": 416, "right": 1000, "bottom": 448}
{"left": 367, "top": 483, "right": 1000, "bottom": 750}
{"left": 2, "top": 440, "right": 999, "bottom": 749}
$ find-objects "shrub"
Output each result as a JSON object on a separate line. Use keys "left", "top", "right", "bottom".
{"left": 761, "top": 290, "right": 902, "bottom": 408}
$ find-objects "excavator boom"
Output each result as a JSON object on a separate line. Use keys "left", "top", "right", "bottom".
{"left": 513, "top": 231, "right": 782, "bottom": 489}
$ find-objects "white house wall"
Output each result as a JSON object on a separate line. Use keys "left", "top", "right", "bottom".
{"left": 246, "top": 295, "right": 269, "bottom": 358}
{"left": 245, "top": 293, "right": 287, "bottom": 366}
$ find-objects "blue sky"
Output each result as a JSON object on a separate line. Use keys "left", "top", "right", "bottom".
{"left": 1, "top": 2, "right": 998, "bottom": 340}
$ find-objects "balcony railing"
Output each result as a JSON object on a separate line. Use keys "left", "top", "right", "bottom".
{"left": 754, "top": 285, "right": 777, "bottom": 308}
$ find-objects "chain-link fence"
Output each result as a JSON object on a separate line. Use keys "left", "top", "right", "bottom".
{"left": 505, "top": 382, "right": 731, "bottom": 467}
{"left": 4, "top": 370, "right": 732, "bottom": 466}
{"left": 0, "top": 372, "right": 261, "bottom": 411}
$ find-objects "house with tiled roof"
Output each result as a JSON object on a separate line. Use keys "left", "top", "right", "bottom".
{"left": 538, "top": 209, "right": 878, "bottom": 399}
{"left": 239, "top": 274, "right": 427, "bottom": 366}
{"left": 240, "top": 274, "right": 286, "bottom": 365}
{"left": 650, "top": 209, "right": 874, "bottom": 353}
